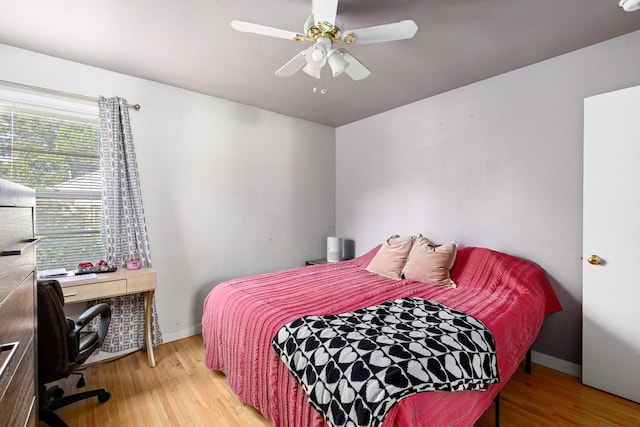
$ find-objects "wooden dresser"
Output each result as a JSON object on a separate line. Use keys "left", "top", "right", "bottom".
{"left": 0, "top": 178, "right": 37, "bottom": 426}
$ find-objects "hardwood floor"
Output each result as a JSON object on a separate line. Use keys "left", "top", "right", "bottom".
{"left": 49, "top": 335, "right": 640, "bottom": 426}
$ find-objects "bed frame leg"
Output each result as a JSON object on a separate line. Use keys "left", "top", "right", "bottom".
{"left": 493, "top": 348, "right": 530, "bottom": 426}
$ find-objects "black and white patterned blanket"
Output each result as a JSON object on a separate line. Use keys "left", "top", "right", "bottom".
{"left": 272, "top": 297, "right": 499, "bottom": 427}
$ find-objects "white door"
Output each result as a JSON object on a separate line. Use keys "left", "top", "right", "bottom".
{"left": 583, "top": 84, "right": 640, "bottom": 403}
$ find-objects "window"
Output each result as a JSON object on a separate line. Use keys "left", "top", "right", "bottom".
{"left": 0, "top": 88, "right": 104, "bottom": 271}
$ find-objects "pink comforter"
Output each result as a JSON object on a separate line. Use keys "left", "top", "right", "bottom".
{"left": 202, "top": 246, "right": 561, "bottom": 427}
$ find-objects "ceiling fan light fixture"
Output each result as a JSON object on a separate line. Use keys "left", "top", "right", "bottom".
{"left": 311, "top": 46, "right": 324, "bottom": 62}
{"left": 305, "top": 44, "right": 327, "bottom": 69}
{"left": 303, "top": 63, "right": 322, "bottom": 79}
{"left": 620, "top": 0, "right": 640, "bottom": 11}
{"left": 231, "top": 1, "right": 417, "bottom": 83}
{"left": 327, "top": 49, "right": 349, "bottom": 76}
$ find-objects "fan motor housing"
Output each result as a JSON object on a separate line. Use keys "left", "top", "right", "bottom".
{"left": 302, "top": 15, "right": 353, "bottom": 45}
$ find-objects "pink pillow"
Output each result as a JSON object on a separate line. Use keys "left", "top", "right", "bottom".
{"left": 409, "top": 234, "right": 436, "bottom": 251}
{"left": 402, "top": 240, "right": 458, "bottom": 288}
{"left": 366, "top": 234, "right": 416, "bottom": 280}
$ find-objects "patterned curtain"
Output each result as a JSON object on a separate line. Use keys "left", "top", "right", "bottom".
{"left": 96, "top": 96, "right": 162, "bottom": 352}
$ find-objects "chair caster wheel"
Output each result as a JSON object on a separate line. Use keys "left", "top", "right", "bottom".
{"left": 53, "top": 388, "right": 64, "bottom": 399}
{"left": 98, "top": 392, "right": 111, "bottom": 403}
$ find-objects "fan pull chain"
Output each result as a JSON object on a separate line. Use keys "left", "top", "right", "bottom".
{"left": 320, "top": 70, "right": 327, "bottom": 94}
{"left": 312, "top": 69, "right": 327, "bottom": 94}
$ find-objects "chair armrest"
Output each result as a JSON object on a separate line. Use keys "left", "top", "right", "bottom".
{"left": 69, "top": 303, "right": 112, "bottom": 361}
{"left": 76, "top": 303, "right": 110, "bottom": 327}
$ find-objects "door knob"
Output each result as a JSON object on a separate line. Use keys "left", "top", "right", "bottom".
{"left": 587, "top": 254, "right": 602, "bottom": 265}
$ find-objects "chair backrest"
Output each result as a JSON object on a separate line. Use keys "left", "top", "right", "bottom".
{"left": 37, "top": 280, "right": 72, "bottom": 385}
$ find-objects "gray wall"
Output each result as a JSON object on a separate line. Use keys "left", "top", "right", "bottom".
{"left": 336, "top": 30, "right": 640, "bottom": 367}
{"left": 0, "top": 43, "right": 336, "bottom": 342}
{"left": 3, "top": 28, "right": 640, "bottom": 369}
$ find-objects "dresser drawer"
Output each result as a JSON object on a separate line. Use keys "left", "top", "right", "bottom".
{"left": 0, "top": 339, "right": 35, "bottom": 426}
{"left": 0, "top": 207, "right": 34, "bottom": 303}
{"left": 0, "top": 274, "right": 35, "bottom": 405}
{"left": 0, "top": 179, "right": 36, "bottom": 427}
{"left": 62, "top": 279, "right": 127, "bottom": 303}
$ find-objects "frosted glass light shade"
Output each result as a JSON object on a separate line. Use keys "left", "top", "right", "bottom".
{"left": 327, "top": 50, "right": 349, "bottom": 76}
{"left": 302, "top": 64, "right": 321, "bottom": 79}
{"left": 620, "top": 0, "right": 640, "bottom": 11}
{"left": 305, "top": 44, "right": 326, "bottom": 69}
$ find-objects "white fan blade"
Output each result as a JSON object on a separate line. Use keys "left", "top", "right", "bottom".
{"left": 275, "top": 51, "right": 307, "bottom": 77}
{"left": 340, "top": 50, "right": 371, "bottom": 81}
{"left": 231, "top": 20, "right": 301, "bottom": 41}
{"left": 312, "top": 0, "right": 338, "bottom": 26}
{"left": 345, "top": 20, "right": 418, "bottom": 45}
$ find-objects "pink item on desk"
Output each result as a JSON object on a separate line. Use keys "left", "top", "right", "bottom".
{"left": 126, "top": 258, "right": 141, "bottom": 270}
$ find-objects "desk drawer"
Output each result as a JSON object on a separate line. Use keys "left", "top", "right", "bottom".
{"left": 127, "top": 270, "right": 157, "bottom": 293}
{"left": 62, "top": 279, "right": 127, "bottom": 303}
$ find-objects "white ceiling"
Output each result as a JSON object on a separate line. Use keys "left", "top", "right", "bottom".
{"left": 1, "top": 0, "right": 639, "bottom": 127}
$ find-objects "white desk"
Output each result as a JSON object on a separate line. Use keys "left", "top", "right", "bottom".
{"left": 59, "top": 268, "right": 157, "bottom": 367}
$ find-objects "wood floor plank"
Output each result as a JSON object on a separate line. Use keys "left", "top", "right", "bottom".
{"left": 47, "top": 335, "right": 640, "bottom": 426}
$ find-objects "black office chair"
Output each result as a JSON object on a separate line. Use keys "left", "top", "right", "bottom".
{"left": 37, "top": 279, "right": 112, "bottom": 427}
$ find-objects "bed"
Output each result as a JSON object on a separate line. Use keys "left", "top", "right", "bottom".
{"left": 202, "top": 239, "right": 561, "bottom": 426}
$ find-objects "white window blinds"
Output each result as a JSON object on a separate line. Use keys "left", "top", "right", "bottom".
{"left": 0, "top": 90, "right": 104, "bottom": 271}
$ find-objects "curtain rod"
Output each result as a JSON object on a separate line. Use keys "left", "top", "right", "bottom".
{"left": 0, "top": 78, "right": 141, "bottom": 110}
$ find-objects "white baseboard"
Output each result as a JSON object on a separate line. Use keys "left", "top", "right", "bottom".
{"left": 532, "top": 350, "right": 582, "bottom": 377}
{"left": 158, "top": 328, "right": 585, "bottom": 378}
{"left": 156, "top": 329, "right": 584, "bottom": 378}
{"left": 161, "top": 324, "right": 202, "bottom": 343}
{"left": 117, "top": 325, "right": 584, "bottom": 379}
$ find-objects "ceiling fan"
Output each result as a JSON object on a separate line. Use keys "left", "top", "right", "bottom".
{"left": 230, "top": 0, "right": 418, "bottom": 82}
